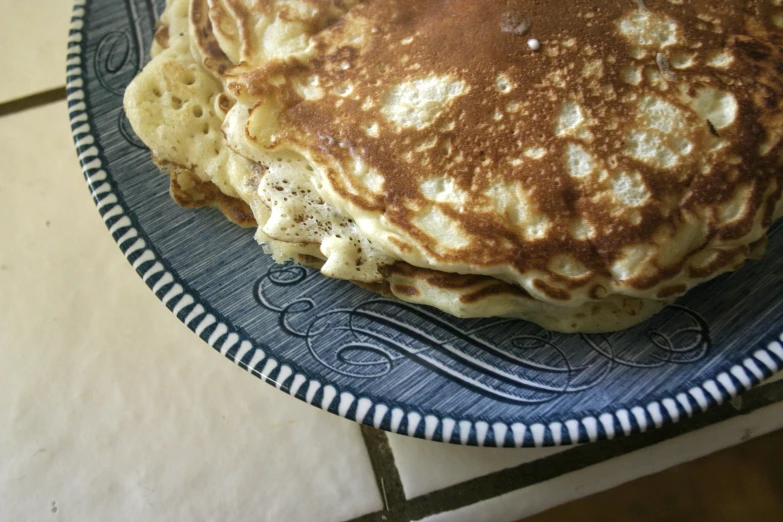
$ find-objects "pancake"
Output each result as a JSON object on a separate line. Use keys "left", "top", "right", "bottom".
{"left": 123, "top": 0, "right": 783, "bottom": 333}
{"left": 189, "top": 0, "right": 366, "bottom": 81}
{"left": 128, "top": 0, "right": 386, "bottom": 274}
{"left": 123, "top": 36, "right": 263, "bottom": 227}
{"left": 151, "top": 0, "right": 190, "bottom": 58}
{"left": 222, "top": 100, "right": 667, "bottom": 331}
{"left": 382, "top": 262, "right": 668, "bottom": 333}
{"left": 228, "top": 0, "right": 783, "bottom": 308}
{"left": 222, "top": 102, "right": 394, "bottom": 281}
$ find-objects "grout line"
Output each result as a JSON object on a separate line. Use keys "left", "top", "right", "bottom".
{"left": 345, "top": 381, "right": 783, "bottom": 522}
{"left": 356, "top": 425, "right": 410, "bottom": 522}
{"left": 0, "top": 87, "right": 68, "bottom": 118}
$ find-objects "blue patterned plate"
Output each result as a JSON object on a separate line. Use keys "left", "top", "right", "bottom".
{"left": 67, "top": 0, "right": 783, "bottom": 447}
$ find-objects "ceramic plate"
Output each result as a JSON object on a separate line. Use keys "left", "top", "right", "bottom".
{"left": 67, "top": 0, "right": 783, "bottom": 447}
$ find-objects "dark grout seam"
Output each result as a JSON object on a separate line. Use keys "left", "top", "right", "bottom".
{"left": 348, "top": 381, "right": 783, "bottom": 522}
{"left": 0, "top": 87, "right": 68, "bottom": 118}
{"left": 358, "top": 425, "right": 411, "bottom": 522}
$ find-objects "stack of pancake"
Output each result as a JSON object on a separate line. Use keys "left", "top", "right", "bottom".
{"left": 124, "top": 0, "right": 783, "bottom": 333}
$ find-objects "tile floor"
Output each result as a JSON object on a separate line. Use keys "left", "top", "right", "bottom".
{"left": 2, "top": 2, "right": 783, "bottom": 521}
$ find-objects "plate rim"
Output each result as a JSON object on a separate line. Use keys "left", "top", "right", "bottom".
{"left": 67, "top": 0, "right": 783, "bottom": 447}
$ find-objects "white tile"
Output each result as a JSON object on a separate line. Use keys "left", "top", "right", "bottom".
{"left": 387, "top": 433, "right": 567, "bottom": 498}
{"left": 0, "top": 2, "right": 72, "bottom": 103}
{"left": 414, "top": 402, "right": 783, "bottom": 522}
{"left": 0, "top": 103, "right": 382, "bottom": 522}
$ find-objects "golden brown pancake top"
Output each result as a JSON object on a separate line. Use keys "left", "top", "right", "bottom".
{"left": 224, "top": 0, "right": 783, "bottom": 302}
